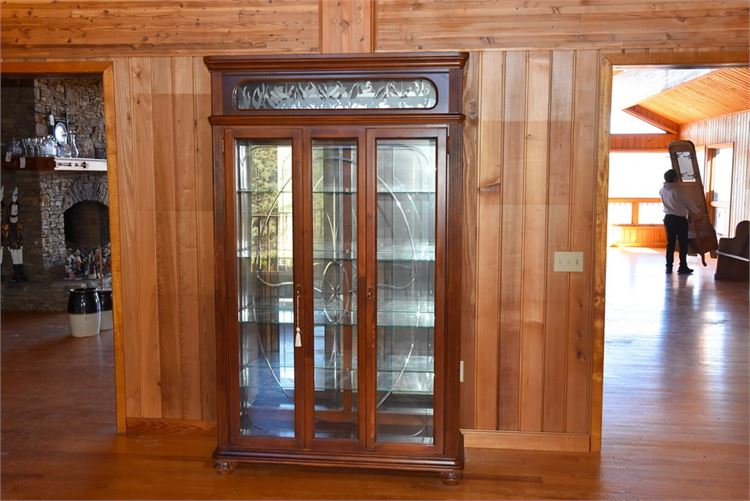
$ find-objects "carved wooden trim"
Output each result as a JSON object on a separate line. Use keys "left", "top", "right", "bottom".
{"left": 204, "top": 52, "right": 469, "bottom": 71}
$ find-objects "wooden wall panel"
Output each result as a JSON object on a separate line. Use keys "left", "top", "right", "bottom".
{"left": 498, "top": 51, "right": 526, "bottom": 431}
{"left": 519, "top": 51, "right": 551, "bottom": 432}
{"left": 152, "top": 56, "right": 183, "bottom": 419}
{"left": 543, "top": 50, "right": 574, "bottom": 433}
{"left": 1, "top": 1, "right": 320, "bottom": 58}
{"left": 459, "top": 52, "right": 479, "bottom": 430}
{"left": 680, "top": 110, "right": 750, "bottom": 232}
{"left": 193, "top": 57, "right": 217, "bottom": 422}
{"left": 466, "top": 49, "right": 601, "bottom": 437}
{"left": 113, "top": 58, "right": 142, "bottom": 419}
{"left": 566, "top": 50, "right": 599, "bottom": 434}
{"left": 129, "top": 57, "right": 162, "bottom": 418}
{"left": 376, "top": 0, "right": 749, "bottom": 51}
{"left": 474, "top": 51, "right": 504, "bottom": 430}
{"left": 111, "top": 57, "right": 217, "bottom": 422}
{"left": 173, "top": 56, "right": 202, "bottom": 421}
{"left": 320, "top": 0, "right": 374, "bottom": 53}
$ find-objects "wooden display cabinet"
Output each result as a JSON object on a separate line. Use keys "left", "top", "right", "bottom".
{"left": 205, "top": 53, "right": 467, "bottom": 482}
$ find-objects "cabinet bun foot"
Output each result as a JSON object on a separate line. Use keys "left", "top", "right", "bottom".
{"left": 440, "top": 470, "right": 463, "bottom": 485}
{"left": 214, "top": 459, "right": 237, "bottom": 475}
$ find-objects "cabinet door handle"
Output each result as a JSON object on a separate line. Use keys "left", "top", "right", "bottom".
{"left": 367, "top": 286, "right": 374, "bottom": 300}
{"left": 294, "top": 284, "right": 302, "bottom": 348}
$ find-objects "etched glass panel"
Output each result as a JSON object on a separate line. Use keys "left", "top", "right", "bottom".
{"left": 374, "top": 139, "right": 436, "bottom": 445}
{"left": 311, "top": 140, "right": 359, "bottom": 440}
{"left": 236, "top": 139, "right": 296, "bottom": 438}
{"left": 234, "top": 79, "right": 437, "bottom": 110}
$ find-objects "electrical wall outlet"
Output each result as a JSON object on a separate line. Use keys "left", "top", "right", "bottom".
{"left": 554, "top": 251, "right": 584, "bottom": 272}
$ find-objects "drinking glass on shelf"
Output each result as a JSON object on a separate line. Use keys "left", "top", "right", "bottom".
{"left": 43, "top": 135, "right": 57, "bottom": 157}
{"left": 10, "top": 139, "right": 23, "bottom": 157}
{"left": 32, "top": 137, "right": 42, "bottom": 157}
{"left": 58, "top": 138, "right": 71, "bottom": 158}
{"left": 22, "top": 138, "right": 33, "bottom": 157}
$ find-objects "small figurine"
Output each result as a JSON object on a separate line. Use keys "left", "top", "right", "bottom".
{"left": 1, "top": 187, "right": 28, "bottom": 282}
{"left": 65, "top": 248, "right": 78, "bottom": 279}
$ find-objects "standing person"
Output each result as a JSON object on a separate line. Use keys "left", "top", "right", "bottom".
{"left": 659, "top": 169, "right": 702, "bottom": 274}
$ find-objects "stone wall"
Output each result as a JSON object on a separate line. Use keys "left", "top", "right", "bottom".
{"left": 34, "top": 77, "right": 105, "bottom": 159}
{"left": 0, "top": 79, "right": 36, "bottom": 147}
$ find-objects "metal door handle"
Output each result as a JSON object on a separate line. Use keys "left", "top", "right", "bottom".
{"left": 294, "top": 284, "right": 302, "bottom": 348}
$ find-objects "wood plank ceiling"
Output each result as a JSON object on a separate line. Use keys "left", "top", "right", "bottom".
{"left": 627, "top": 67, "right": 750, "bottom": 125}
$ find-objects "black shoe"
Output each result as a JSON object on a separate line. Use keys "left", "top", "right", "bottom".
{"left": 677, "top": 266, "right": 693, "bottom": 274}
{"left": 12, "top": 264, "right": 28, "bottom": 282}
{"left": 666, "top": 265, "right": 673, "bottom": 274}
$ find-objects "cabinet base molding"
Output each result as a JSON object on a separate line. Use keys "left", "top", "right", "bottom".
{"left": 126, "top": 418, "right": 217, "bottom": 436}
{"left": 214, "top": 448, "right": 463, "bottom": 476}
{"left": 461, "top": 430, "right": 590, "bottom": 452}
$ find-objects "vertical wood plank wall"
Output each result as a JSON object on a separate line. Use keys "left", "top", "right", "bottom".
{"left": 681, "top": 110, "right": 750, "bottom": 233}
{"left": 2, "top": 1, "right": 748, "bottom": 447}
{"left": 465, "top": 50, "right": 599, "bottom": 437}
{"left": 320, "top": 0, "right": 374, "bottom": 53}
{"left": 113, "top": 57, "right": 216, "bottom": 421}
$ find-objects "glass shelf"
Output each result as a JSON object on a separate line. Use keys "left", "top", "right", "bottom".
{"left": 239, "top": 298, "right": 435, "bottom": 327}
{"left": 240, "top": 354, "right": 434, "bottom": 394}
{"left": 236, "top": 188, "right": 435, "bottom": 195}
{"left": 236, "top": 244, "right": 435, "bottom": 261}
{"left": 377, "top": 189, "right": 435, "bottom": 194}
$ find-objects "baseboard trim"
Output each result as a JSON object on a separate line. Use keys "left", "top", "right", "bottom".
{"left": 124, "top": 421, "right": 588, "bottom": 452}
{"left": 461, "top": 430, "right": 591, "bottom": 452}
{"left": 126, "top": 418, "right": 217, "bottom": 436}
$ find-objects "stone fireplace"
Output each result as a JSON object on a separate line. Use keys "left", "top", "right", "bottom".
{"left": 39, "top": 171, "right": 108, "bottom": 269}
{"left": 0, "top": 169, "right": 110, "bottom": 311}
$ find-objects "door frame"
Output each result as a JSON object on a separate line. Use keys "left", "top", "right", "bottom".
{"left": 705, "top": 142, "right": 735, "bottom": 237}
{"left": 594, "top": 50, "right": 749, "bottom": 452}
{"left": 0, "top": 61, "right": 127, "bottom": 432}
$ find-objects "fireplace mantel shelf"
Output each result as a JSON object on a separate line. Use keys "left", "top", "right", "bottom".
{"left": 2, "top": 157, "right": 107, "bottom": 172}
{"left": 2, "top": 157, "right": 55, "bottom": 171}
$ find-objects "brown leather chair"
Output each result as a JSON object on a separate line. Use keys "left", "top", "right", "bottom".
{"left": 715, "top": 221, "right": 749, "bottom": 281}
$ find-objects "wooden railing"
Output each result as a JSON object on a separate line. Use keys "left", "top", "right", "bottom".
{"left": 607, "top": 197, "right": 666, "bottom": 247}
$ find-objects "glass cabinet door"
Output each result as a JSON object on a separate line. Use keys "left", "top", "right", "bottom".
{"left": 311, "top": 139, "right": 360, "bottom": 441}
{"left": 371, "top": 135, "right": 442, "bottom": 446}
{"left": 235, "top": 138, "right": 297, "bottom": 439}
{"left": 231, "top": 129, "right": 445, "bottom": 449}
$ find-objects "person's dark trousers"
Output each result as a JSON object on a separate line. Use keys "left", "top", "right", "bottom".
{"left": 664, "top": 213, "right": 689, "bottom": 270}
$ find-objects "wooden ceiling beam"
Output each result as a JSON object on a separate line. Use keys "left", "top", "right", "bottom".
{"left": 623, "top": 104, "right": 680, "bottom": 134}
{"left": 609, "top": 133, "right": 676, "bottom": 151}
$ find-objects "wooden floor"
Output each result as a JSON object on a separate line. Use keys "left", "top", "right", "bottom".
{"left": 1, "top": 248, "right": 748, "bottom": 499}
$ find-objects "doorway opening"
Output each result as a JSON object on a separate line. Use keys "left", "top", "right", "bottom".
{"left": 0, "top": 62, "right": 125, "bottom": 432}
{"left": 591, "top": 52, "right": 749, "bottom": 451}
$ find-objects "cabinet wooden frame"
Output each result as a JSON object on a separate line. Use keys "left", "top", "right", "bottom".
{"left": 206, "top": 53, "right": 466, "bottom": 480}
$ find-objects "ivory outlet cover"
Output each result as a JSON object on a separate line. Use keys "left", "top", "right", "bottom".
{"left": 554, "top": 251, "right": 584, "bottom": 272}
